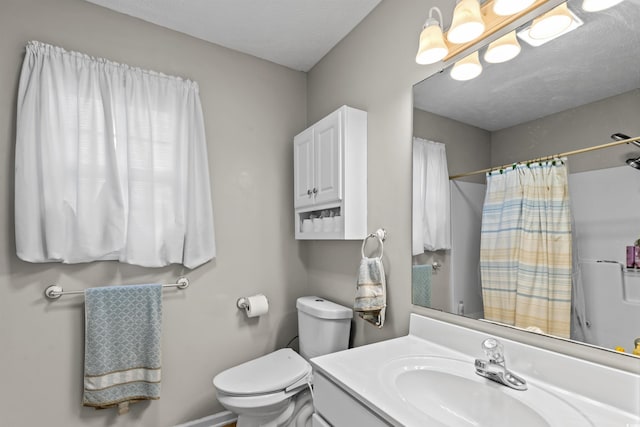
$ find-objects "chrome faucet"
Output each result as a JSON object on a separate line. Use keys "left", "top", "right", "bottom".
{"left": 475, "top": 338, "right": 527, "bottom": 391}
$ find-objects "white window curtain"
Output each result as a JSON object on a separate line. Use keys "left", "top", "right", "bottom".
{"left": 15, "top": 41, "right": 215, "bottom": 269}
{"left": 412, "top": 137, "right": 451, "bottom": 255}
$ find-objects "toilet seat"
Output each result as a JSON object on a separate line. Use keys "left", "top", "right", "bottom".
{"left": 213, "top": 348, "right": 311, "bottom": 396}
{"left": 216, "top": 389, "right": 293, "bottom": 411}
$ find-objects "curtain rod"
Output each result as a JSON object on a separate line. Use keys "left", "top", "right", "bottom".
{"left": 449, "top": 135, "right": 640, "bottom": 180}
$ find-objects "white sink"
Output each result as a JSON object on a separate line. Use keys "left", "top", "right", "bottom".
{"left": 311, "top": 315, "right": 640, "bottom": 426}
{"left": 380, "top": 356, "right": 593, "bottom": 427}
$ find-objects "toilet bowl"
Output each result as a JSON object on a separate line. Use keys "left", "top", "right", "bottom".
{"left": 213, "top": 296, "right": 352, "bottom": 427}
{"left": 214, "top": 349, "right": 313, "bottom": 427}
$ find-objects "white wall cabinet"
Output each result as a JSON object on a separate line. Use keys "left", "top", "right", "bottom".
{"left": 294, "top": 111, "right": 341, "bottom": 208}
{"left": 293, "top": 105, "right": 367, "bottom": 240}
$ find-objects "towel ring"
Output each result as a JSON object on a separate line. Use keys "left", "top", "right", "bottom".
{"left": 362, "top": 231, "right": 384, "bottom": 259}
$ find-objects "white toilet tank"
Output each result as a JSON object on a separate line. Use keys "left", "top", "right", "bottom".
{"left": 296, "top": 296, "right": 353, "bottom": 360}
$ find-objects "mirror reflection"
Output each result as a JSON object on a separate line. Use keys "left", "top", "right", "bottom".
{"left": 412, "top": 0, "right": 640, "bottom": 357}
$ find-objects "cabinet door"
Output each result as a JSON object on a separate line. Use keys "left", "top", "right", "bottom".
{"left": 314, "top": 374, "right": 391, "bottom": 426}
{"left": 293, "top": 127, "right": 315, "bottom": 208}
{"left": 313, "top": 110, "right": 342, "bottom": 205}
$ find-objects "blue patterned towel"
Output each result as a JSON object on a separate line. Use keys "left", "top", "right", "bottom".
{"left": 412, "top": 264, "right": 432, "bottom": 307}
{"left": 83, "top": 284, "right": 163, "bottom": 411}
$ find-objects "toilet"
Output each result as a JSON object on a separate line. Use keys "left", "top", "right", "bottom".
{"left": 213, "top": 296, "right": 353, "bottom": 427}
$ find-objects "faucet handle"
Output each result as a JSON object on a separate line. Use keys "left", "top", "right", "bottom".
{"left": 481, "top": 338, "right": 505, "bottom": 364}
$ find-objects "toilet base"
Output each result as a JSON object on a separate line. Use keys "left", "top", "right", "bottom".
{"left": 235, "top": 389, "right": 313, "bottom": 427}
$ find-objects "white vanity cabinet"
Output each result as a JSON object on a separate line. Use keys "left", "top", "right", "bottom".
{"left": 313, "top": 372, "right": 391, "bottom": 427}
{"left": 294, "top": 105, "right": 367, "bottom": 240}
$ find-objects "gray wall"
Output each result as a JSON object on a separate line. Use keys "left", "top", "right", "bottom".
{"left": 305, "top": 0, "right": 445, "bottom": 346}
{"left": 0, "top": 0, "right": 308, "bottom": 426}
{"left": 304, "top": 0, "right": 497, "bottom": 348}
{"left": 492, "top": 89, "right": 640, "bottom": 172}
{"left": 306, "top": 0, "right": 640, "bottom": 371}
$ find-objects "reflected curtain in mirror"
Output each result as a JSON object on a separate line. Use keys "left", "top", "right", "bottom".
{"left": 412, "top": 138, "right": 451, "bottom": 255}
{"left": 480, "top": 160, "right": 572, "bottom": 338}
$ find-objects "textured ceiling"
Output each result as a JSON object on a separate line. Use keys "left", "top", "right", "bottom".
{"left": 413, "top": 0, "right": 640, "bottom": 131}
{"left": 84, "top": 0, "right": 381, "bottom": 72}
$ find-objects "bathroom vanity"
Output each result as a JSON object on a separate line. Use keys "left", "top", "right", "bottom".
{"left": 310, "top": 314, "right": 640, "bottom": 426}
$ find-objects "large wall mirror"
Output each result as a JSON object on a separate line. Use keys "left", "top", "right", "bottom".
{"left": 412, "top": 0, "right": 640, "bottom": 358}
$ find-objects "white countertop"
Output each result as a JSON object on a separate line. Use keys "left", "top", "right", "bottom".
{"left": 311, "top": 314, "right": 640, "bottom": 426}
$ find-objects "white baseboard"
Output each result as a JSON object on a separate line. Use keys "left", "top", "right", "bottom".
{"left": 173, "top": 410, "right": 237, "bottom": 427}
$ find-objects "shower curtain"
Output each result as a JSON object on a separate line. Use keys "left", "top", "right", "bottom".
{"left": 480, "top": 160, "right": 572, "bottom": 338}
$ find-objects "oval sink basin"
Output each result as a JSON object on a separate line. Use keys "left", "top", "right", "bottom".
{"left": 380, "top": 356, "right": 592, "bottom": 427}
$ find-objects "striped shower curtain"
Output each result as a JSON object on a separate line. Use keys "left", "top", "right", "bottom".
{"left": 480, "top": 160, "right": 572, "bottom": 338}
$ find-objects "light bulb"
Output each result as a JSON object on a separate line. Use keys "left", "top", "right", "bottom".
{"left": 447, "top": 0, "right": 485, "bottom": 44}
{"left": 484, "top": 31, "right": 521, "bottom": 63}
{"left": 416, "top": 19, "right": 448, "bottom": 64}
{"left": 529, "top": 3, "right": 573, "bottom": 40}
{"left": 450, "top": 51, "right": 483, "bottom": 81}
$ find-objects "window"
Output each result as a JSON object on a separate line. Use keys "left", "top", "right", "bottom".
{"left": 15, "top": 41, "right": 216, "bottom": 268}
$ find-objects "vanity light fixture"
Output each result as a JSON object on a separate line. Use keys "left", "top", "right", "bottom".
{"left": 447, "top": 0, "right": 486, "bottom": 44}
{"left": 484, "top": 31, "right": 521, "bottom": 63}
{"left": 493, "top": 0, "right": 536, "bottom": 16}
{"left": 582, "top": 0, "right": 624, "bottom": 11}
{"left": 415, "top": 0, "right": 553, "bottom": 65}
{"left": 416, "top": 7, "right": 449, "bottom": 65}
{"left": 450, "top": 51, "right": 483, "bottom": 80}
{"left": 528, "top": 3, "right": 573, "bottom": 40}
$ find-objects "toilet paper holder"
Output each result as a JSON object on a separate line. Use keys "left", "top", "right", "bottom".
{"left": 237, "top": 297, "right": 250, "bottom": 309}
{"left": 236, "top": 294, "right": 270, "bottom": 318}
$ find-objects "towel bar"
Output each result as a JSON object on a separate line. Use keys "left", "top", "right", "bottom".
{"left": 44, "top": 277, "right": 189, "bottom": 300}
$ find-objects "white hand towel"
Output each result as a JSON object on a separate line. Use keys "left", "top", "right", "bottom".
{"left": 354, "top": 235, "right": 386, "bottom": 328}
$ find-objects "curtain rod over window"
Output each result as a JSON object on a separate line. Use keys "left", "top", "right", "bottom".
{"left": 449, "top": 135, "right": 640, "bottom": 180}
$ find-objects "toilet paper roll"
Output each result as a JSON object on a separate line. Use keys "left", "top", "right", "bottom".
{"left": 244, "top": 294, "right": 269, "bottom": 318}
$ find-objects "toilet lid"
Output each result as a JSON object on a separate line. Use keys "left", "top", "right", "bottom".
{"left": 213, "top": 348, "right": 311, "bottom": 395}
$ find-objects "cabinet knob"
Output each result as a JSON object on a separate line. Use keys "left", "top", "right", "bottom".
{"left": 307, "top": 189, "right": 312, "bottom": 196}
{"left": 312, "top": 188, "right": 318, "bottom": 194}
